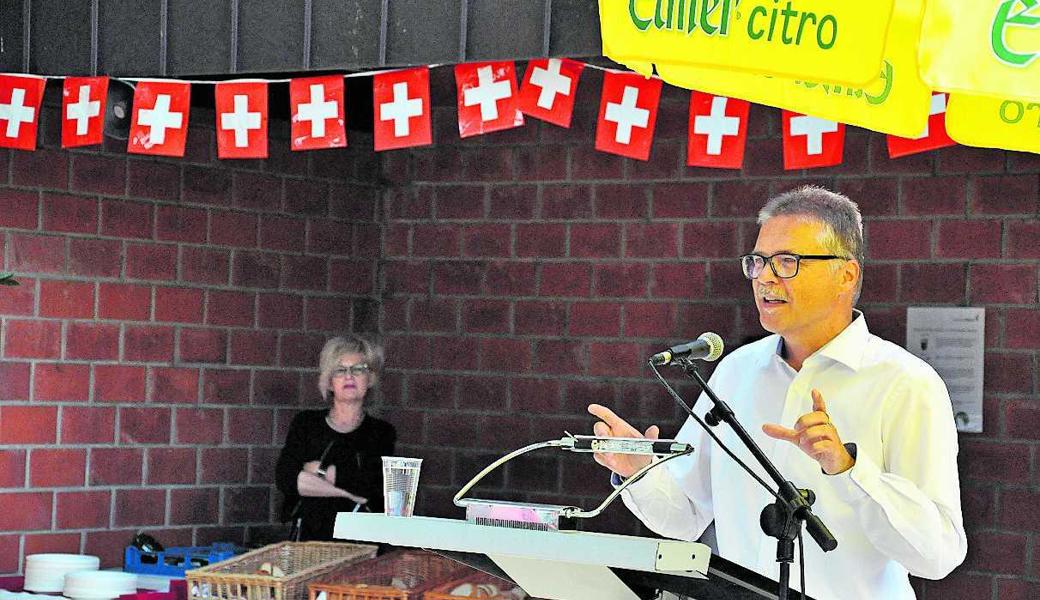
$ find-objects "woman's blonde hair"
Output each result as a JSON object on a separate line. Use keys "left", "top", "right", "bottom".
{"left": 317, "top": 334, "right": 385, "bottom": 399}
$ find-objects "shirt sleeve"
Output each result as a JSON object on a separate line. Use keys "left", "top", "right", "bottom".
{"left": 828, "top": 370, "right": 967, "bottom": 579}
{"left": 275, "top": 412, "right": 309, "bottom": 496}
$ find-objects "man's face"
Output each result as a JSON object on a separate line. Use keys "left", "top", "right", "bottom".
{"left": 750, "top": 216, "right": 847, "bottom": 340}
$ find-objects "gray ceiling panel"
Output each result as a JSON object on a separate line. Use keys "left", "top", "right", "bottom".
{"left": 549, "top": 0, "right": 601, "bottom": 57}
{"left": 99, "top": 0, "right": 163, "bottom": 76}
{"left": 385, "top": 0, "right": 462, "bottom": 66}
{"left": 466, "top": 0, "right": 545, "bottom": 60}
{"left": 30, "top": 0, "right": 92, "bottom": 75}
{"left": 168, "top": 0, "right": 232, "bottom": 76}
{"left": 0, "top": 3, "right": 25, "bottom": 72}
{"left": 311, "top": 0, "right": 383, "bottom": 69}
{"left": 237, "top": 0, "right": 307, "bottom": 72}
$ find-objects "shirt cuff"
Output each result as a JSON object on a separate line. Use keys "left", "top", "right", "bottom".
{"left": 829, "top": 442, "right": 877, "bottom": 503}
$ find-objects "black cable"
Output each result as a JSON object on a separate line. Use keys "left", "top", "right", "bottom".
{"left": 648, "top": 361, "right": 780, "bottom": 501}
{"left": 797, "top": 527, "right": 806, "bottom": 600}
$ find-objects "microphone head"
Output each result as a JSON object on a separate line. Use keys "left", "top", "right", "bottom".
{"left": 698, "top": 332, "right": 724, "bottom": 361}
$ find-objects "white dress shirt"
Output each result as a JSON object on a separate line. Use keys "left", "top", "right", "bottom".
{"left": 620, "top": 313, "right": 966, "bottom": 599}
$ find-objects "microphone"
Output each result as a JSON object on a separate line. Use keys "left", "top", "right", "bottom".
{"left": 649, "top": 332, "right": 724, "bottom": 366}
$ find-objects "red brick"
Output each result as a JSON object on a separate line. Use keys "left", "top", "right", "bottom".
{"left": 488, "top": 185, "right": 537, "bottom": 220}
{"left": 0, "top": 450, "right": 25, "bottom": 487}
{"left": 0, "top": 278, "right": 35, "bottom": 315}
{"left": 0, "top": 534, "right": 16, "bottom": 572}
{"left": 1, "top": 404, "right": 59, "bottom": 445}
{"left": 227, "top": 408, "right": 273, "bottom": 444}
{"left": 56, "top": 490, "right": 111, "bottom": 529}
{"left": 155, "top": 205, "right": 207, "bottom": 242}
{"left": 39, "top": 280, "right": 94, "bottom": 318}
{"left": 594, "top": 264, "right": 648, "bottom": 297}
{"left": 711, "top": 180, "right": 771, "bottom": 219}
{"left": 463, "top": 299, "right": 511, "bottom": 333}
{"left": 232, "top": 251, "right": 285, "bottom": 289}
{"left": 589, "top": 342, "right": 644, "bottom": 377}
{"left": 0, "top": 188, "right": 39, "bottom": 229}
{"left": 126, "top": 159, "right": 180, "bottom": 200}
{"left": 625, "top": 223, "right": 679, "bottom": 258}
{"left": 113, "top": 488, "right": 166, "bottom": 527}
{"left": 67, "top": 238, "right": 120, "bottom": 277}
{"left": 25, "top": 533, "right": 82, "bottom": 561}
{"left": 539, "top": 263, "right": 591, "bottom": 297}
{"left": 179, "top": 246, "right": 229, "bottom": 285}
{"left": 484, "top": 261, "right": 536, "bottom": 295}
{"left": 383, "top": 261, "right": 428, "bottom": 295}
{"left": 154, "top": 287, "right": 204, "bottom": 323}
{"left": 60, "top": 406, "right": 115, "bottom": 444}
{"left": 152, "top": 368, "right": 200, "bottom": 403}
{"left": 9, "top": 233, "right": 65, "bottom": 274}
{"left": 210, "top": 210, "right": 258, "bottom": 247}
{"left": 595, "top": 184, "right": 651, "bottom": 219}
{"left": 223, "top": 486, "right": 270, "bottom": 523}
{"left": 66, "top": 322, "right": 119, "bottom": 360}
{"left": 961, "top": 439, "right": 1031, "bottom": 484}
{"left": 510, "top": 378, "right": 562, "bottom": 412}
{"left": 569, "top": 302, "right": 621, "bottom": 336}
{"left": 92, "top": 365, "right": 145, "bottom": 403}
{"left": 101, "top": 199, "right": 153, "bottom": 238}
{"left": 541, "top": 184, "right": 593, "bottom": 219}
{"left": 71, "top": 154, "right": 126, "bottom": 195}
{"left": 1006, "top": 310, "right": 1040, "bottom": 351}
{"left": 900, "top": 177, "right": 967, "bottom": 216}
{"left": 651, "top": 182, "right": 709, "bottom": 218}
{"left": 329, "top": 260, "right": 375, "bottom": 294}
{"left": 255, "top": 294, "right": 302, "bottom": 330}
{"left": 30, "top": 448, "right": 86, "bottom": 487}
{"left": 532, "top": 340, "right": 584, "bottom": 375}
{"left": 865, "top": 220, "right": 932, "bottom": 259}
{"left": 962, "top": 531, "right": 1026, "bottom": 574}
{"left": 413, "top": 225, "right": 461, "bottom": 256}
{"left": 1005, "top": 400, "right": 1040, "bottom": 440}
{"left": 464, "top": 146, "right": 515, "bottom": 182}
{"left": 147, "top": 447, "right": 197, "bottom": 485}
{"left": 124, "top": 325, "right": 174, "bottom": 362}
{"left": 34, "top": 363, "right": 90, "bottom": 401}
{"left": 570, "top": 145, "right": 624, "bottom": 180}
{"left": 901, "top": 263, "right": 967, "bottom": 303}
{"left": 986, "top": 351, "right": 1035, "bottom": 394}
{"left": 42, "top": 193, "right": 98, "bottom": 234}
{"left": 463, "top": 224, "right": 511, "bottom": 258}
{"left": 0, "top": 363, "right": 29, "bottom": 402}
{"left": 683, "top": 222, "right": 739, "bottom": 259}
{"left": 972, "top": 175, "right": 1039, "bottom": 215}
{"left": 85, "top": 529, "right": 136, "bottom": 569}
{"left": 624, "top": 302, "right": 676, "bottom": 338}
{"left": 304, "top": 297, "right": 351, "bottom": 332}
{"left": 432, "top": 261, "right": 483, "bottom": 295}
{"left": 118, "top": 407, "right": 171, "bottom": 445}
{"left": 307, "top": 220, "right": 354, "bottom": 256}
{"left": 207, "top": 290, "right": 256, "bottom": 327}
{"left": 279, "top": 332, "right": 325, "bottom": 368}
{"left": 921, "top": 572, "right": 993, "bottom": 599}
{"left": 4, "top": 320, "right": 61, "bottom": 359}
{"left": 833, "top": 177, "right": 898, "bottom": 216}
{"left": 514, "top": 301, "right": 566, "bottom": 336}
{"left": 233, "top": 171, "right": 282, "bottom": 211}
{"left": 970, "top": 264, "right": 1038, "bottom": 305}
{"left": 936, "top": 220, "right": 1002, "bottom": 258}
{"left": 422, "top": 336, "right": 472, "bottom": 371}
{"left": 999, "top": 488, "right": 1040, "bottom": 531}
{"left": 1007, "top": 221, "right": 1040, "bottom": 259}
{"left": 0, "top": 492, "right": 52, "bottom": 531}
{"left": 126, "top": 243, "right": 178, "bottom": 281}
{"left": 516, "top": 224, "right": 565, "bottom": 257}
{"left": 478, "top": 338, "right": 531, "bottom": 373}
{"left": 174, "top": 408, "right": 223, "bottom": 444}
{"left": 286, "top": 179, "right": 328, "bottom": 216}
{"left": 170, "top": 488, "right": 219, "bottom": 525}
{"left": 259, "top": 215, "right": 306, "bottom": 252}
{"left": 570, "top": 223, "right": 620, "bottom": 258}
{"left": 200, "top": 448, "right": 250, "bottom": 483}
{"left": 431, "top": 185, "right": 484, "bottom": 220}
{"left": 229, "top": 330, "right": 278, "bottom": 366}
{"left": 411, "top": 299, "right": 458, "bottom": 333}
{"left": 998, "top": 578, "right": 1040, "bottom": 600}
{"left": 90, "top": 448, "right": 144, "bottom": 485}
{"left": 202, "top": 369, "right": 251, "bottom": 405}
{"left": 98, "top": 283, "right": 151, "bottom": 321}
{"left": 183, "top": 165, "right": 229, "bottom": 204}
{"left": 178, "top": 327, "right": 227, "bottom": 363}
{"left": 11, "top": 149, "right": 68, "bottom": 189}
{"left": 936, "top": 145, "right": 1007, "bottom": 175}
{"left": 859, "top": 263, "right": 898, "bottom": 304}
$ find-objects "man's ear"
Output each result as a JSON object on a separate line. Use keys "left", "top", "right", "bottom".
{"left": 842, "top": 259, "right": 861, "bottom": 293}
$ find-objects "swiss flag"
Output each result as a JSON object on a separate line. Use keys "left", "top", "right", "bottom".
{"left": 886, "top": 93, "right": 956, "bottom": 159}
{"left": 128, "top": 80, "right": 191, "bottom": 157}
{"left": 373, "top": 67, "right": 432, "bottom": 151}
{"left": 215, "top": 81, "right": 269, "bottom": 159}
{"left": 455, "top": 62, "right": 524, "bottom": 138}
{"left": 290, "top": 75, "right": 347, "bottom": 151}
{"left": 517, "top": 58, "right": 584, "bottom": 128}
{"left": 0, "top": 75, "right": 46, "bottom": 151}
{"left": 595, "top": 71, "right": 662, "bottom": 161}
{"left": 687, "top": 92, "right": 749, "bottom": 169}
{"left": 781, "top": 110, "right": 845, "bottom": 170}
{"left": 62, "top": 76, "right": 108, "bottom": 148}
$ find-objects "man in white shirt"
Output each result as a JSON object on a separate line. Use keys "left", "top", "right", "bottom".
{"left": 589, "top": 186, "right": 966, "bottom": 599}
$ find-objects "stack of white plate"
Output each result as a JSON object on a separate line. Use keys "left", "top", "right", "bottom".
{"left": 23, "top": 554, "right": 100, "bottom": 593}
{"left": 63, "top": 571, "right": 137, "bottom": 600}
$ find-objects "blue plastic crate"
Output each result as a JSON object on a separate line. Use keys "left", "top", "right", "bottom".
{"left": 124, "top": 543, "right": 241, "bottom": 577}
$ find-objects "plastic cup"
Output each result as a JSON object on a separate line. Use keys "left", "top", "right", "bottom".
{"left": 382, "top": 456, "right": 422, "bottom": 517}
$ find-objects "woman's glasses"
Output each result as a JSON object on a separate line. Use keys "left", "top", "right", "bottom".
{"left": 332, "top": 364, "right": 371, "bottom": 378}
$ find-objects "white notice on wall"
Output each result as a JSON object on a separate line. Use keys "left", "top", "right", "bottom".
{"left": 905, "top": 307, "right": 985, "bottom": 433}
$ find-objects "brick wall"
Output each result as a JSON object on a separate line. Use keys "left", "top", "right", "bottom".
{"left": 379, "top": 67, "right": 1040, "bottom": 599}
{"left": 0, "top": 100, "right": 381, "bottom": 571}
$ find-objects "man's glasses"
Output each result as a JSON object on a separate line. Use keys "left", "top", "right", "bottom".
{"left": 332, "top": 364, "right": 371, "bottom": 378}
{"left": 740, "top": 252, "right": 848, "bottom": 280}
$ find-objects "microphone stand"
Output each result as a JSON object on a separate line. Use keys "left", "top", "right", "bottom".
{"left": 675, "top": 359, "right": 837, "bottom": 600}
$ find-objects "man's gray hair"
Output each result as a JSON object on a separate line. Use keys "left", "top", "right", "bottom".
{"left": 317, "top": 333, "right": 385, "bottom": 399}
{"left": 758, "top": 186, "right": 864, "bottom": 303}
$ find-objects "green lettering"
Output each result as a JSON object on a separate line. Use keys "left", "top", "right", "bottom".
{"left": 863, "top": 60, "right": 893, "bottom": 105}
{"left": 676, "top": 0, "right": 687, "bottom": 31}
{"left": 748, "top": 5, "right": 767, "bottom": 39}
{"left": 701, "top": 0, "right": 721, "bottom": 35}
{"left": 655, "top": 0, "right": 668, "bottom": 28}
{"left": 1029, "top": 102, "right": 1040, "bottom": 127}
{"left": 991, "top": 0, "right": 1040, "bottom": 67}
{"left": 687, "top": 0, "right": 699, "bottom": 33}
{"left": 817, "top": 14, "right": 837, "bottom": 49}
{"left": 630, "top": 0, "right": 653, "bottom": 30}
{"left": 796, "top": 11, "right": 816, "bottom": 45}
{"left": 1000, "top": 99, "right": 1024, "bottom": 123}
{"left": 780, "top": 2, "right": 798, "bottom": 44}
{"left": 767, "top": 0, "right": 779, "bottom": 41}
{"left": 720, "top": 0, "right": 733, "bottom": 35}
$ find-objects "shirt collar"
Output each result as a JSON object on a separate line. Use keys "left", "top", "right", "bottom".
{"left": 773, "top": 310, "right": 868, "bottom": 372}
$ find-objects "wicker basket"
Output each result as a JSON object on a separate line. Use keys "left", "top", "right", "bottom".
{"left": 307, "top": 550, "right": 463, "bottom": 600}
{"left": 423, "top": 570, "right": 527, "bottom": 600}
{"left": 186, "top": 541, "right": 377, "bottom": 600}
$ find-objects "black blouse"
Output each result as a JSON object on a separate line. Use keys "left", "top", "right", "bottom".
{"left": 275, "top": 410, "right": 396, "bottom": 541}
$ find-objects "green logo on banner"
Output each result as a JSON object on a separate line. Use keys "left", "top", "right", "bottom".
{"left": 992, "top": 0, "right": 1040, "bottom": 66}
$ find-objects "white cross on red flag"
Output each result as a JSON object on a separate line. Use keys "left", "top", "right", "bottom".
{"left": 595, "top": 71, "right": 662, "bottom": 161}
{"left": 517, "top": 58, "right": 584, "bottom": 128}
{"left": 886, "top": 93, "right": 956, "bottom": 159}
{"left": 781, "top": 110, "right": 845, "bottom": 170}
{"left": 128, "top": 80, "right": 191, "bottom": 157}
{"left": 290, "top": 75, "right": 347, "bottom": 151}
{"left": 0, "top": 75, "right": 46, "bottom": 151}
{"left": 215, "top": 81, "right": 268, "bottom": 159}
{"left": 687, "top": 92, "right": 749, "bottom": 169}
{"left": 455, "top": 62, "right": 524, "bottom": 138}
{"left": 62, "top": 76, "right": 107, "bottom": 149}
{"left": 373, "top": 67, "right": 432, "bottom": 152}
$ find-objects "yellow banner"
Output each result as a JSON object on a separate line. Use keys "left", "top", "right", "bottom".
{"left": 946, "top": 93, "right": 1040, "bottom": 154}
{"left": 920, "top": 0, "right": 1040, "bottom": 101}
{"left": 650, "top": 0, "right": 931, "bottom": 137}
{"left": 599, "top": 0, "right": 896, "bottom": 86}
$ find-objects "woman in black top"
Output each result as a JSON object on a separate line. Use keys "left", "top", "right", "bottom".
{"left": 275, "top": 334, "right": 396, "bottom": 541}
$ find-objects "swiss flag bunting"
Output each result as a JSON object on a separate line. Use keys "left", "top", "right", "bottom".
{"left": 455, "top": 62, "right": 524, "bottom": 138}
{"left": 595, "top": 71, "right": 662, "bottom": 161}
{"left": 886, "top": 93, "right": 956, "bottom": 159}
{"left": 373, "top": 67, "right": 432, "bottom": 151}
{"left": 687, "top": 92, "right": 749, "bottom": 169}
{"left": 215, "top": 81, "right": 269, "bottom": 159}
{"left": 128, "top": 80, "right": 191, "bottom": 157}
{"left": 290, "top": 75, "right": 347, "bottom": 151}
{"left": 781, "top": 110, "right": 845, "bottom": 170}
{"left": 517, "top": 58, "right": 584, "bottom": 128}
{"left": 62, "top": 76, "right": 108, "bottom": 148}
{"left": 0, "top": 75, "right": 46, "bottom": 151}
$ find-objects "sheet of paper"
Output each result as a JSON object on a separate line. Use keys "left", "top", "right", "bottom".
{"left": 906, "top": 307, "right": 985, "bottom": 433}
